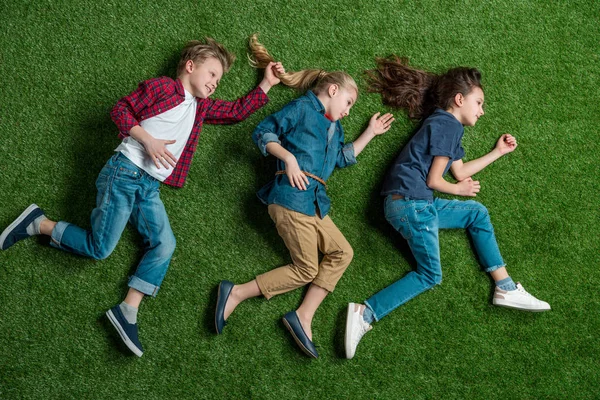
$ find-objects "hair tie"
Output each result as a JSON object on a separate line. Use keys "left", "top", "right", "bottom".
{"left": 318, "top": 69, "right": 327, "bottom": 79}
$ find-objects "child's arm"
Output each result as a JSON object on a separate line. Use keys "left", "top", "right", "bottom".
{"left": 450, "top": 134, "right": 517, "bottom": 181}
{"left": 265, "top": 142, "right": 310, "bottom": 191}
{"left": 427, "top": 156, "right": 481, "bottom": 196}
{"left": 111, "top": 78, "right": 171, "bottom": 140}
{"left": 129, "top": 126, "right": 177, "bottom": 169}
{"left": 352, "top": 112, "right": 394, "bottom": 156}
{"left": 111, "top": 77, "right": 179, "bottom": 169}
{"left": 252, "top": 101, "right": 307, "bottom": 188}
{"left": 204, "top": 62, "right": 284, "bottom": 124}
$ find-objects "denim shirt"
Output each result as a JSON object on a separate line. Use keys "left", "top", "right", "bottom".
{"left": 252, "top": 90, "right": 357, "bottom": 218}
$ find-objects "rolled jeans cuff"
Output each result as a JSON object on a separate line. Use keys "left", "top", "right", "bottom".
{"left": 49, "top": 221, "right": 70, "bottom": 249}
{"left": 128, "top": 275, "right": 160, "bottom": 297}
{"left": 484, "top": 264, "right": 506, "bottom": 273}
{"left": 363, "top": 301, "right": 379, "bottom": 322}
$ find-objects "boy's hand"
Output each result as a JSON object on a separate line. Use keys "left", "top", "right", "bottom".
{"left": 144, "top": 136, "right": 177, "bottom": 169}
{"left": 456, "top": 177, "right": 480, "bottom": 197}
{"left": 495, "top": 134, "right": 517, "bottom": 155}
{"left": 369, "top": 112, "right": 395, "bottom": 135}
{"left": 259, "top": 62, "right": 285, "bottom": 93}
{"left": 284, "top": 154, "right": 309, "bottom": 191}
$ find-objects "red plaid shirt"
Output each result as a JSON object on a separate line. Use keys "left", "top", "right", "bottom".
{"left": 110, "top": 77, "right": 269, "bottom": 188}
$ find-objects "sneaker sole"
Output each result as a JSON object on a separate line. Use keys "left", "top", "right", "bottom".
{"left": 0, "top": 204, "right": 39, "bottom": 250}
{"left": 282, "top": 318, "right": 318, "bottom": 359}
{"left": 106, "top": 309, "right": 144, "bottom": 357}
{"left": 344, "top": 303, "right": 357, "bottom": 359}
{"left": 493, "top": 299, "right": 551, "bottom": 312}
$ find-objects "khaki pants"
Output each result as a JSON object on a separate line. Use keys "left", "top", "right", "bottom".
{"left": 256, "top": 204, "right": 354, "bottom": 299}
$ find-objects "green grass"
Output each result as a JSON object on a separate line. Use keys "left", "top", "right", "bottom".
{"left": 1, "top": 0, "right": 599, "bottom": 398}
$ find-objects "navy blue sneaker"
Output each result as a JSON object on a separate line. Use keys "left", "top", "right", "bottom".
{"left": 215, "top": 280, "right": 234, "bottom": 334}
{"left": 0, "top": 204, "right": 45, "bottom": 250}
{"left": 106, "top": 305, "right": 144, "bottom": 357}
{"left": 282, "top": 311, "right": 319, "bottom": 358}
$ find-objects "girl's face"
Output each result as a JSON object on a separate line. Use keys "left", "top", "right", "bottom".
{"left": 457, "top": 86, "right": 485, "bottom": 126}
{"left": 325, "top": 85, "right": 357, "bottom": 121}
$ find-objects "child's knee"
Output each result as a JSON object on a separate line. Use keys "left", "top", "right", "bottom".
{"left": 91, "top": 246, "right": 114, "bottom": 261}
{"left": 338, "top": 241, "right": 354, "bottom": 266}
{"left": 156, "top": 232, "right": 176, "bottom": 259}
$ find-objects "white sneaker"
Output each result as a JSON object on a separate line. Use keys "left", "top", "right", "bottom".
{"left": 345, "top": 303, "right": 372, "bottom": 359}
{"left": 493, "top": 283, "right": 551, "bottom": 312}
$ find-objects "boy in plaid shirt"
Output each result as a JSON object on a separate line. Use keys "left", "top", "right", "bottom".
{"left": 0, "top": 37, "right": 284, "bottom": 357}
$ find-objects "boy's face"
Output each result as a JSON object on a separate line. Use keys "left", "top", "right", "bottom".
{"left": 457, "top": 86, "right": 485, "bottom": 126}
{"left": 186, "top": 57, "right": 224, "bottom": 98}
{"left": 325, "top": 85, "right": 357, "bottom": 121}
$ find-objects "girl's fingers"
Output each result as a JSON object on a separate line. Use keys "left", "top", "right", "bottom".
{"left": 302, "top": 173, "right": 310, "bottom": 186}
{"left": 297, "top": 175, "right": 307, "bottom": 191}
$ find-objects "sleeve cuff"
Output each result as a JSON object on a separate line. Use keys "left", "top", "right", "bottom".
{"left": 429, "top": 147, "right": 454, "bottom": 158}
{"left": 342, "top": 143, "right": 357, "bottom": 165}
{"left": 258, "top": 132, "right": 280, "bottom": 156}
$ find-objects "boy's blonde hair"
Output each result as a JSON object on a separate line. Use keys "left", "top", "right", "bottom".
{"left": 248, "top": 34, "right": 358, "bottom": 96}
{"left": 177, "top": 37, "right": 236, "bottom": 76}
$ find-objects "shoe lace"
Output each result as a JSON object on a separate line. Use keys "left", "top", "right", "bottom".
{"left": 516, "top": 283, "right": 533, "bottom": 297}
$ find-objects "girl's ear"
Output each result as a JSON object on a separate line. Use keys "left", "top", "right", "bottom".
{"left": 328, "top": 84, "right": 339, "bottom": 97}
{"left": 454, "top": 92, "right": 464, "bottom": 107}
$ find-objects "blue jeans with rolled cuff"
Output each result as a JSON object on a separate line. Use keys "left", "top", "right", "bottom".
{"left": 365, "top": 195, "right": 505, "bottom": 321}
{"left": 50, "top": 153, "right": 175, "bottom": 297}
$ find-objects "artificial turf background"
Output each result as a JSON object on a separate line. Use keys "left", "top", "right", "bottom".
{"left": 1, "top": 0, "right": 598, "bottom": 398}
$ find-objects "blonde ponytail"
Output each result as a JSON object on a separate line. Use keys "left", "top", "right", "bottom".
{"left": 248, "top": 34, "right": 358, "bottom": 95}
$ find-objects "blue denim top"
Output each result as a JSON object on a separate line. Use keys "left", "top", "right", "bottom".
{"left": 252, "top": 90, "right": 357, "bottom": 218}
{"left": 381, "top": 108, "right": 465, "bottom": 200}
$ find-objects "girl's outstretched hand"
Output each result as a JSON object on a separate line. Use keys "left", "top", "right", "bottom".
{"left": 284, "top": 154, "right": 310, "bottom": 191}
{"left": 496, "top": 134, "right": 518, "bottom": 155}
{"left": 456, "top": 177, "right": 481, "bottom": 197}
{"left": 369, "top": 112, "right": 395, "bottom": 135}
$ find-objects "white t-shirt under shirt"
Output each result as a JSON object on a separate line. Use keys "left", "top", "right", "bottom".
{"left": 115, "top": 89, "right": 198, "bottom": 182}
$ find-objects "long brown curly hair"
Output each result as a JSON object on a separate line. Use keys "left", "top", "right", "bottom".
{"left": 366, "top": 55, "right": 482, "bottom": 121}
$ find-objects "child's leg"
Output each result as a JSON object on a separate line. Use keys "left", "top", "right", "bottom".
{"left": 50, "top": 154, "right": 139, "bottom": 260}
{"left": 435, "top": 199, "right": 505, "bottom": 273}
{"left": 125, "top": 180, "right": 176, "bottom": 297}
{"left": 217, "top": 204, "right": 319, "bottom": 335}
{"left": 254, "top": 204, "right": 320, "bottom": 299}
{"left": 363, "top": 198, "right": 442, "bottom": 322}
{"left": 295, "top": 284, "right": 328, "bottom": 341}
{"left": 105, "top": 167, "right": 175, "bottom": 357}
{"left": 435, "top": 198, "right": 549, "bottom": 311}
{"left": 293, "top": 214, "right": 353, "bottom": 338}
{"left": 224, "top": 280, "right": 261, "bottom": 320}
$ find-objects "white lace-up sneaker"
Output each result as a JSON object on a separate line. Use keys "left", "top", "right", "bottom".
{"left": 493, "top": 283, "right": 551, "bottom": 311}
{"left": 345, "top": 303, "right": 372, "bottom": 359}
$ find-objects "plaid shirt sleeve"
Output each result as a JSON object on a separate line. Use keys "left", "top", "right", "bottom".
{"left": 203, "top": 86, "right": 269, "bottom": 125}
{"left": 110, "top": 77, "right": 178, "bottom": 139}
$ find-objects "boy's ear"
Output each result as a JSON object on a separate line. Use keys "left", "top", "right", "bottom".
{"left": 454, "top": 92, "right": 464, "bottom": 107}
{"left": 185, "top": 59, "right": 195, "bottom": 74}
{"left": 328, "top": 84, "right": 339, "bottom": 97}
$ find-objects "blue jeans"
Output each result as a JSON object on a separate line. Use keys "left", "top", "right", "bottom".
{"left": 50, "top": 153, "right": 176, "bottom": 297}
{"left": 365, "top": 195, "right": 505, "bottom": 321}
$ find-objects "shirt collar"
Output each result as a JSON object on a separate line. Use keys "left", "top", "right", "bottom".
{"left": 174, "top": 79, "right": 186, "bottom": 97}
{"left": 306, "top": 90, "right": 326, "bottom": 114}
